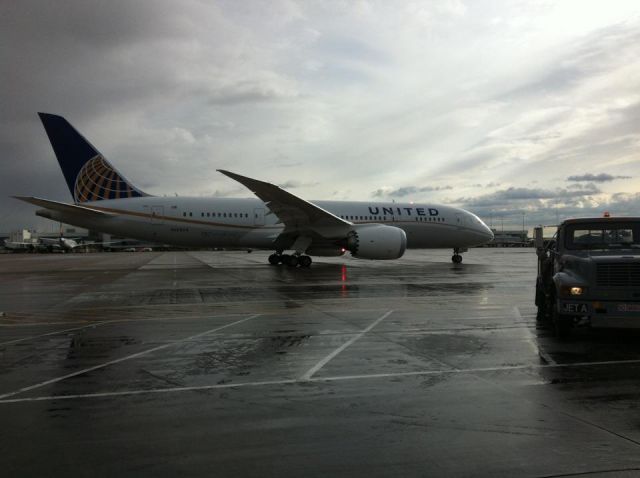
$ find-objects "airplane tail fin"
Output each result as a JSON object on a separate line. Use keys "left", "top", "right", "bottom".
{"left": 38, "top": 113, "right": 149, "bottom": 203}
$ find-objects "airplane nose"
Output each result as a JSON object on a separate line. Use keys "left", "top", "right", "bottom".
{"left": 482, "top": 222, "right": 494, "bottom": 241}
{"left": 470, "top": 215, "right": 493, "bottom": 242}
{"left": 464, "top": 212, "right": 494, "bottom": 244}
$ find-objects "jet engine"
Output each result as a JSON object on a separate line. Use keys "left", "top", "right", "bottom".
{"left": 346, "top": 224, "right": 407, "bottom": 260}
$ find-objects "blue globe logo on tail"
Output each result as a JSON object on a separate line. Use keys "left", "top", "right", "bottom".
{"left": 74, "top": 154, "right": 146, "bottom": 202}
{"left": 38, "top": 113, "right": 148, "bottom": 203}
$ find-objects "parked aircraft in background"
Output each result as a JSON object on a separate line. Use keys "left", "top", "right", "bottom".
{"left": 38, "top": 235, "right": 79, "bottom": 251}
{"left": 14, "top": 113, "right": 493, "bottom": 266}
{"left": 3, "top": 239, "right": 39, "bottom": 252}
{"left": 3, "top": 234, "right": 118, "bottom": 253}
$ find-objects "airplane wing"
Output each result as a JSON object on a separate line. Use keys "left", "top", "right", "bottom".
{"left": 4, "top": 240, "right": 36, "bottom": 247}
{"left": 71, "top": 239, "right": 126, "bottom": 248}
{"left": 217, "top": 170, "right": 352, "bottom": 237}
{"left": 38, "top": 237, "right": 61, "bottom": 245}
{"left": 13, "top": 197, "right": 117, "bottom": 219}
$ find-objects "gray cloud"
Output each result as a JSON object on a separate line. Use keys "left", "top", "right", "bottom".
{"left": 458, "top": 185, "right": 601, "bottom": 209}
{"left": 471, "top": 182, "right": 501, "bottom": 188}
{"left": 500, "top": 21, "right": 640, "bottom": 101}
{"left": 372, "top": 185, "right": 453, "bottom": 198}
{"left": 434, "top": 20, "right": 640, "bottom": 184}
{"left": 567, "top": 173, "right": 631, "bottom": 182}
{"left": 2, "top": 2, "right": 640, "bottom": 234}
{"left": 278, "top": 180, "right": 319, "bottom": 189}
{"left": 473, "top": 191, "right": 640, "bottom": 230}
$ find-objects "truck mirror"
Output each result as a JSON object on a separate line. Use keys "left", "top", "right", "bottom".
{"left": 534, "top": 226, "right": 544, "bottom": 250}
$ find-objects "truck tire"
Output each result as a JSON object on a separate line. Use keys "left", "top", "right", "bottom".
{"left": 535, "top": 281, "right": 546, "bottom": 320}
{"left": 551, "top": 302, "right": 572, "bottom": 339}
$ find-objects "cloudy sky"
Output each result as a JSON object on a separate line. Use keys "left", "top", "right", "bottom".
{"left": 2, "top": 0, "right": 640, "bottom": 232}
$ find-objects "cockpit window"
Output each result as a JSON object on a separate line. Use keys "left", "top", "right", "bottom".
{"left": 565, "top": 223, "right": 640, "bottom": 250}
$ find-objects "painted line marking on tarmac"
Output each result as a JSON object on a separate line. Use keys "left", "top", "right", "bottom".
{"left": 4, "top": 358, "right": 640, "bottom": 404}
{"left": 0, "top": 312, "right": 261, "bottom": 327}
{"left": 0, "top": 322, "right": 109, "bottom": 347}
{"left": 301, "top": 310, "right": 394, "bottom": 380}
{"left": 0, "top": 379, "right": 301, "bottom": 403}
{"left": 0, "top": 314, "right": 260, "bottom": 401}
{"left": 512, "top": 305, "right": 539, "bottom": 357}
{"left": 513, "top": 306, "right": 557, "bottom": 365}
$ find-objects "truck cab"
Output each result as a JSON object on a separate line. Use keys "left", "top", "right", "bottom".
{"left": 535, "top": 216, "right": 640, "bottom": 337}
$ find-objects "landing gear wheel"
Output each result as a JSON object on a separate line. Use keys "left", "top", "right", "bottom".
{"left": 286, "top": 255, "right": 299, "bottom": 267}
{"left": 280, "top": 254, "right": 290, "bottom": 265}
{"left": 268, "top": 253, "right": 280, "bottom": 265}
{"left": 299, "top": 255, "right": 312, "bottom": 268}
{"left": 451, "top": 247, "right": 463, "bottom": 263}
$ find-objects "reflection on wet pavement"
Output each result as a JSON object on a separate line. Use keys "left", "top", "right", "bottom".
{"left": 2, "top": 249, "right": 640, "bottom": 477}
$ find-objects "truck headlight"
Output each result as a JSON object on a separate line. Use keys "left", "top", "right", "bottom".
{"left": 560, "top": 285, "right": 587, "bottom": 297}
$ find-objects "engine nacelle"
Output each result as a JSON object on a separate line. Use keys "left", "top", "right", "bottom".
{"left": 347, "top": 224, "right": 407, "bottom": 260}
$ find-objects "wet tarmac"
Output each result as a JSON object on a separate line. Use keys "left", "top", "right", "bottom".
{"left": 2, "top": 249, "right": 640, "bottom": 477}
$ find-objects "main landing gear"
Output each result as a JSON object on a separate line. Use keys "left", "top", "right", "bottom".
{"left": 268, "top": 252, "right": 313, "bottom": 268}
{"left": 451, "top": 247, "right": 463, "bottom": 264}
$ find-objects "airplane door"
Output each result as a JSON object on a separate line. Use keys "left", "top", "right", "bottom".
{"left": 455, "top": 213, "right": 466, "bottom": 228}
{"left": 151, "top": 206, "right": 164, "bottom": 224}
{"left": 254, "top": 208, "right": 265, "bottom": 226}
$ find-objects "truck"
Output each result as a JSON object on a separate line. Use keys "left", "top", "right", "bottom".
{"left": 535, "top": 215, "right": 640, "bottom": 337}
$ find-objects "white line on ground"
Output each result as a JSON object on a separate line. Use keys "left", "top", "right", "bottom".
{"left": 4, "top": 358, "right": 640, "bottom": 404}
{"left": 513, "top": 306, "right": 557, "bottom": 365}
{"left": 300, "top": 310, "right": 393, "bottom": 380}
{"left": 0, "top": 313, "right": 260, "bottom": 401}
{"left": 0, "top": 322, "right": 108, "bottom": 347}
{"left": 0, "top": 321, "right": 95, "bottom": 327}
{"left": 0, "top": 312, "right": 258, "bottom": 327}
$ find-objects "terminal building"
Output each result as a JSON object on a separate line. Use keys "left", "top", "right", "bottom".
{"left": 488, "top": 229, "right": 531, "bottom": 247}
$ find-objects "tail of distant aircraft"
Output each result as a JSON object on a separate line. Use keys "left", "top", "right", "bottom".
{"left": 38, "top": 113, "right": 148, "bottom": 203}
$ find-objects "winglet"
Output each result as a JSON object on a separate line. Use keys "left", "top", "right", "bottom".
{"left": 217, "top": 169, "right": 279, "bottom": 195}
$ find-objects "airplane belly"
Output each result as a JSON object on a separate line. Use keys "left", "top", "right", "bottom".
{"left": 237, "top": 228, "right": 281, "bottom": 248}
{"left": 161, "top": 221, "right": 278, "bottom": 249}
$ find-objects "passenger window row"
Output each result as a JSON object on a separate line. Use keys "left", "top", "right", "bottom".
{"left": 182, "top": 212, "right": 250, "bottom": 219}
{"left": 337, "top": 215, "right": 445, "bottom": 222}
{"left": 339, "top": 215, "right": 387, "bottom": 221}
{"left": 178, "top": 211, "right": 444, "bottom": 222}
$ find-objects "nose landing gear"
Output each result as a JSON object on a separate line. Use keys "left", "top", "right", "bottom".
{"left": 451, "top": 247, "right": 464, "bottom": 263}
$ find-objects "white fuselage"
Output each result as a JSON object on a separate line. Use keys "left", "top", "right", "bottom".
{"left": 37, "top": 196, "right": 494, "bottom": 251}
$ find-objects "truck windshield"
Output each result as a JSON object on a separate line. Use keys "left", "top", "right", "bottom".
{"left": 565, "top": 223, "right": 640, "bottom": 250}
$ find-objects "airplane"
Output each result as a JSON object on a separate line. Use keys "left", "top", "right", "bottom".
{"left": 3, "top": 238, "right": 39, "bottom": 252}
{"left": 37, "top": 235, "right": 108, "bottom": 252}
{"left": 38, "top": 235, "right": 82, "bottom": 252}
{"left": 3, "top": 234, "right": 117, "bottom": 253}
{"left": 14, "top": 113, "right": 494, "bottom": 266}
{"left": 3, "top": 220, "right": 122, "bottom": 253}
